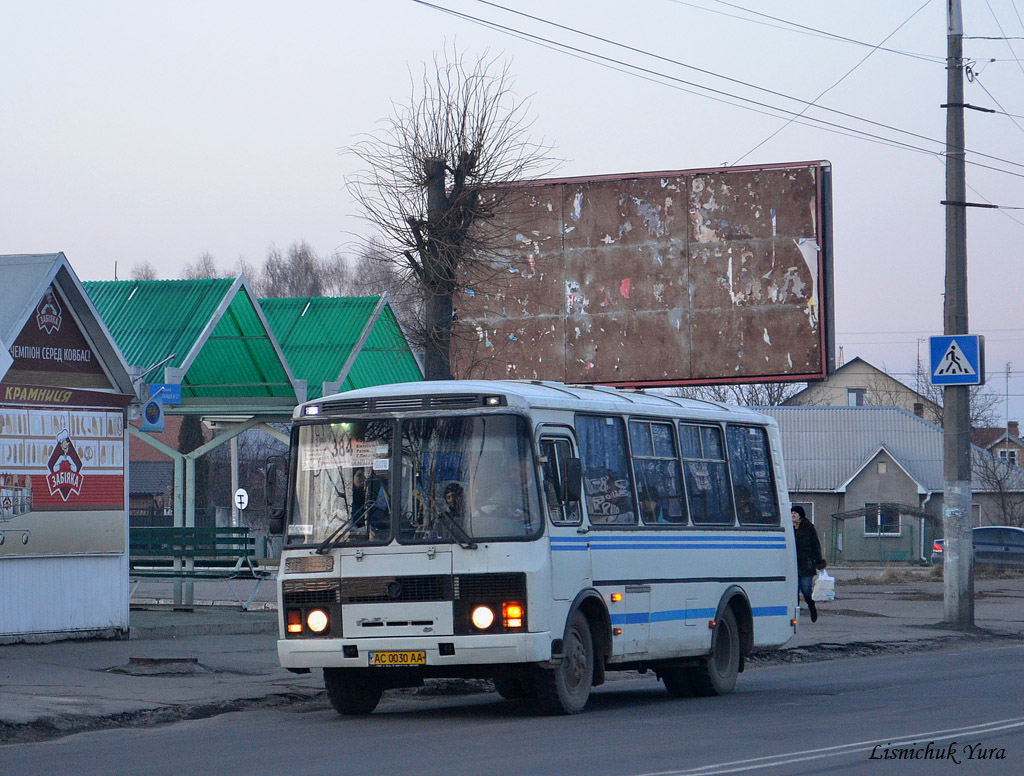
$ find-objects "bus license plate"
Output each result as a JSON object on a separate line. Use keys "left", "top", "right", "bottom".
{"left": 368, "top": 650, "right": 427, "bottom": 667}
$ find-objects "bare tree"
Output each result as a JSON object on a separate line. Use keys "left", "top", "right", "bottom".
{"left": 343, "top": 240, "right": 423, "bottom": 331}
{"left": 130, "top": 261, "right": 159, "bottom": 280}
{"left": 255, "top": 241, "right": 349, "bottom": 298}
{"left": 181, "top": 251, "right": 225, "bottom": 280}
{"left": 912, "top": 360, "right": 1000, "bottom": 429}
{"left": 346, "top": 49, "right": 555, "bottom": 379}
{"left": 669, "top": 381, "right": 804, "bottom": 407}
{"left": 972, "top": 448, "right": 1024, "bottom": 526}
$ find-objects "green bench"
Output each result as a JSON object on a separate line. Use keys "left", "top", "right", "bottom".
{"left": 129, "top": 526, "right": 273, "bottom": 610}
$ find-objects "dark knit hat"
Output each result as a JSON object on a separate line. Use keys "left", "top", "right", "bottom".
{"left": 791, "top": 504, "right": 806, "bottom": 519}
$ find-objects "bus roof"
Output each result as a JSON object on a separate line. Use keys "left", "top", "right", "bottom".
{"left": 302, "top": 380, "right": 776, "bottom": 426}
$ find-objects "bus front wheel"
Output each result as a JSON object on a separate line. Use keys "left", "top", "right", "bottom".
{"left": 690, "top": 607, "right": 740, "bottom": 696}
{"left": 536, "top": 610, "right": 594, "bottom": 714}
{"left": 324, "top": 668, "right": 383, "bottom": 715}
{"left": 493, "top": 671, "right": 535, "bottom": 700}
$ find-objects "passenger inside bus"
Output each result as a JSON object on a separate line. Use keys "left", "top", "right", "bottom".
{"left": 638, "top": 484, "right": 666, "bottom": 523}
{"left": 350, "top": 468, "right": 368, "bottom": 525}
{"left": 443, "top": 482, "right": 464, "bottom": 523}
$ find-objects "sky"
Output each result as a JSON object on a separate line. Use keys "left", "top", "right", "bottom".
{"left": 2, "top": 0, "right": 1022, "bottom": 423}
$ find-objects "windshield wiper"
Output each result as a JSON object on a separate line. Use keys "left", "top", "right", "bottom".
{"left": 434, "top": 511, "right": 477, "bottom": 550}
{"left": 315, "top": 514, "right": 368, "bottom": 554}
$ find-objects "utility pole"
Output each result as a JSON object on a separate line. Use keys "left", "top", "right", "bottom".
{"left": 942, "top": 0, "right": 974, "bottom": 627}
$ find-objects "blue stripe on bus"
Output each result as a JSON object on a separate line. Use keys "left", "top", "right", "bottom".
{"left": 611, "top": 606, "right": 787, "bottom": 626}
{"left": 551, "top": 535, "right": 786, "bottom": 543}
{"left": 572, "top": 544, "right": 785, "bottom": 551}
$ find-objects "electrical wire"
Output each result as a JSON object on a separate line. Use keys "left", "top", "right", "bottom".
{"left": 985, "top": 0, "right": 1024, "bottom": 79}
{"left": 733, "top": 0, "right": 932, "bottom": 165}
{"left": 418, "top": 1, "right": 1024, "bottom": 179}
{"left": 682, "top": 0, "right": 944, "bottom": 63}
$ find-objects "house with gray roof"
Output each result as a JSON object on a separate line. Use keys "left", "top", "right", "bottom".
{"left": 759, "top": 406, "right": 1024, "bottom": 565}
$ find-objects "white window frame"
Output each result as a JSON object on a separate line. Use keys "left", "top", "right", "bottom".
{"left": 863, "top": 503, "right": 902, "bottom": 537}
{"left": 792, "top": 500, "right": 815, "bottom": 524}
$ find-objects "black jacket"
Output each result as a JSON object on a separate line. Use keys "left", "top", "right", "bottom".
{"left": 794, "top": 519, "right": 825, "bottom": 577}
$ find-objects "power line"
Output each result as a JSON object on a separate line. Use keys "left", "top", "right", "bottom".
{"left": 668, "top": 0, "right": 943, "bottom": 63}
{"left": 984, "top": 0, "right": 1024, "bottom": 80}
{"left": 420, "top": 1, "right": 1024, "bottom": 179}
{"left": 733, "top": 0, "right": 932, "bottom": 165}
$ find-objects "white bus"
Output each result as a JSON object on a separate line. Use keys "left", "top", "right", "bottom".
{"left": 272, "top": 380, "right": 798, "bottom": 715}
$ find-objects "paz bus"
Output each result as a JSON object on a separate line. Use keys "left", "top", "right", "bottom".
{"left": 271, "top": 380, "right": 798, "bottom": 715}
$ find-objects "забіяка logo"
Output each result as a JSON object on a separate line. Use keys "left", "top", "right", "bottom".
{"left": 36, "top": 289, "right": 63, "bottom": 335}
{"left": 46, "top": 429, "right": 83, "bottom": 501}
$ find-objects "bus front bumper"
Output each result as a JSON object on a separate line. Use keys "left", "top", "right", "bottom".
{"left": 278, "top": 631, "right": 554, "bottom": 670}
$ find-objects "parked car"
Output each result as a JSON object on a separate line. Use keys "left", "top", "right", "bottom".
{"left": 931, "top": 526, "right": 1024, "bottom": 568}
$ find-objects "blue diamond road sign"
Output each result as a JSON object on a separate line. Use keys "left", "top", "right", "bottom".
{"left": 929, "top": 335, "right": 985, "bottom": 386}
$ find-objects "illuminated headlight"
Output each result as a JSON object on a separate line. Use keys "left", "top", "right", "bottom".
{"left": 307, "top": 609, "right": 329, "bottom": 633}
{"left": 471, "top": 605, "right": 495, "bottom": 630}
{"left": 503, "top": 601, "right": 524, "bottom": 629}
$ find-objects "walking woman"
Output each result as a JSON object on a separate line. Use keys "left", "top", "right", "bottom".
{"left": 792, "top": 504, "right": 826, "bottom": 622}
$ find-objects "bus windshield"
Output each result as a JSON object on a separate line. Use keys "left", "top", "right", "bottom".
{"left": 399, "top": 414, "right": 542, "bottom": 543}
{"left": 290, "top": 420, "right": 394, "bottom": 547}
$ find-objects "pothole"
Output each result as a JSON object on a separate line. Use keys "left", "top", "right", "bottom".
{"left": 105, "top": 657, "right": 208, "bottom": 677}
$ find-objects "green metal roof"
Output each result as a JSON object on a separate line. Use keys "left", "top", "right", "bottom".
{"left": 84, "top": 278, "right": 302, "bottom": 411}
{"left": 259, "top": 295, "right": 422, "bottom": 400}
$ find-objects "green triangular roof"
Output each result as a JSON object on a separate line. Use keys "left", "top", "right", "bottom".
{"left": 260, "top": 295, "right": 422, "bottom": 400}
{"left": 84, "top": 277, "right": 304, "bottom": 412}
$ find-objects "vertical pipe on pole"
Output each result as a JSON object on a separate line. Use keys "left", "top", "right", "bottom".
{"left": 185, "top": 456, "right": 196, "bottom": 606}
{"left": 231, "top": 436, "right": 240, "bottom": 529}
{"left": 173, "top": 455, "right": 184, "bottom": 606}
{"left": 943, "top": 0, "right": 974, "bottom": 627}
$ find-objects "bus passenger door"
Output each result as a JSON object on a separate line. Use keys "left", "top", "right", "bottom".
{"left": 541, "top": 434, "right": 591, "bottom": 601}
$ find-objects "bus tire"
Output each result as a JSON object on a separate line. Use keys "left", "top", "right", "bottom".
{"left": 493, "top": 672, "right": 535, "bottom": 700}
{"left": 690, "top": 607, "right": 739, "bottom": 697}
{"left": 659, "top": 667, "right": 695, "bottom": 698}
{"left": 324, "top": 668, "right": 383, "bottom": 715}
{"left": 535, "top": 610, "right": 594, "bottom": 715}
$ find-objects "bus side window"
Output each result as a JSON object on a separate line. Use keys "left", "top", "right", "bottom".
{"left": 726, "top": 425, "right": 779, "bottom": 526}
{"left": 679, "top": 423, "right": 734, "bottom": 526}
{"left": 576, "top": 415, "right": 636, "bottom": 525}
{"left": 629, "top": 419, "right": 687, "bottom": 525}
{"left": 541, "top": 438, "right": 581, "bottom": 526}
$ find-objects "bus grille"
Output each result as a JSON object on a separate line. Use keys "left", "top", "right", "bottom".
{"left": 282, "top": 578, "right": 341, "bottom": 606}
{"left": 282, "top": 573, "right": 526, "bottom": 608}
{"left": 454, "top": 573, "right": 526, "bottom": 601}
{"left": 340, "top": 575, "right": 454, "bottom": 603}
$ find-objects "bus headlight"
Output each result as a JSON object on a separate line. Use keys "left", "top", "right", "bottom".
{"left": 471, "top": 605, "right": 495, "bottom": 630}
{"left": 503, "top": 601, "right": 524, "bottom": 628}
{"left": 307, "top": 609, "right": 329, "bottom": 633}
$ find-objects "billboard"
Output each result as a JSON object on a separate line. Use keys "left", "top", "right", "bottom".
{"left": 452, "top": 161, "right": 833, "bottom": 386}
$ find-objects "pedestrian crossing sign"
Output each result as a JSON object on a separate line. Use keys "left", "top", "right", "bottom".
{"left": 929, "top": 335, "right": 985, "bottom": 386}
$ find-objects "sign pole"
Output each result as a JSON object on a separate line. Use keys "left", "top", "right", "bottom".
{"left": 942, "top": 0, "right": 974, "bottom": 628}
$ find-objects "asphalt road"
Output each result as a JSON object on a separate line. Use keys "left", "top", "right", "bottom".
{"left": 4, "top": 641, "right": 1022, "bottom": 776}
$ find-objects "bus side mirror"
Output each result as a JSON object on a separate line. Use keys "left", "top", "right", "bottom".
{"left": 562, "top": 457, "right": 583, "bottom": 503}
{"left": 265, "top": 455, "right": 287, "bottom": 535}
{"left": 265, "top": 462, "right": 278, "bottom": 504}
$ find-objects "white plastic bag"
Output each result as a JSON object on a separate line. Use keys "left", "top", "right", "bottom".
{"left": 812, "top": 569, "right": 835, "bottom": 602}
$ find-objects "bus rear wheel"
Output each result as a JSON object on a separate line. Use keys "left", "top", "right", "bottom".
{"left": 690, "top": 607, "right": 740, "bottom": 696}
{"left": 536, "top": 611, "right": 594, "bottom": 715}
{"left": 659, "top": 666, "right": 695, "bottom": 698}
{"left": 324, "top": 668, "right": 383, "bottom": 715}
